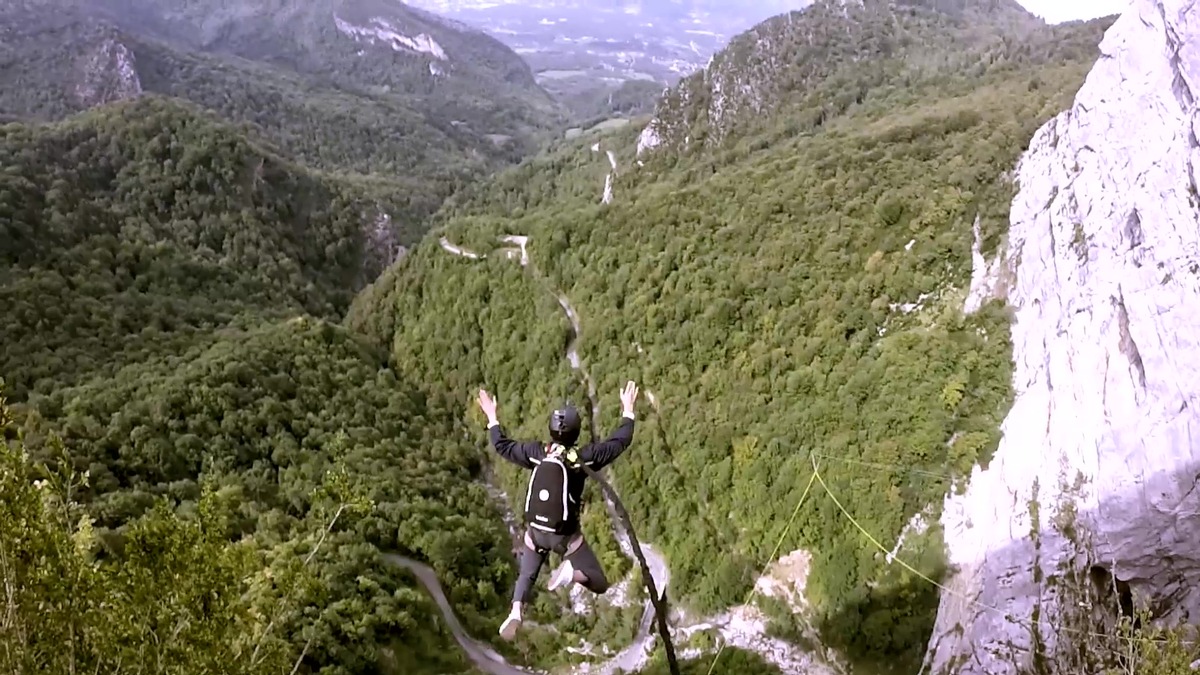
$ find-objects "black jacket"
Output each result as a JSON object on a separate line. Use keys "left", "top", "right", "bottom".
{"left": 489, "top": 414, "right": 635, "bottom": 534}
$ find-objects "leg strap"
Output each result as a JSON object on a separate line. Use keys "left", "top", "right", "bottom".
{"left": 524, "top": 530, "right": 549, "bottom": 555}
{"left": 564, "top": 532, "right": 584, "bottom": 556}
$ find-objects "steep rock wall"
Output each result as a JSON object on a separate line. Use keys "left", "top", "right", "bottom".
{"left": 923, "top": 0, "right": 1200, "bottom": 672}
{"left": 74, "top": 36, "right": 142, "bottom": 108}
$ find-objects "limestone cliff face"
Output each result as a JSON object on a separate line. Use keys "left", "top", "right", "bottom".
{"left": 634, "top": 0, "right": 1041, "bottom": 157}
{"left": 74, "top": 35, "right": 142, "bottom": 109}
{"left": 637, "top": 1, "right": 864, "bottom": 155}
{"left": 924, "top": 0, "right": 1200, "bottom": 672}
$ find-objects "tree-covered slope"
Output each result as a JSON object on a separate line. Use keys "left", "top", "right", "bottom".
{"left": 0, "top": 94, "right": 531, "bottom": 660}
{"left": 0, "top": 96, "right": 417, "bottom": 400}
{"left": 0, "top": 88, "right": 640, "bottom": 674}
{"left": 4, "top": 316, "right": 516, "bottom": 674}
{"left": 636, "top": 0, "right": 1088, "bottom": 153}
{"left": 346, "top": 2, "right": 1119, "bottom": 671}
{"left": 0, "top": 0, "right": 565, "bottom": 238}
{"left": 0, "top": 393, "right": 295, "bottom": 675}
{"left": 88, "top": 0, "right": 561, "bottom": 138}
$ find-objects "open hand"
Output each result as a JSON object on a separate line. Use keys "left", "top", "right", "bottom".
{"left": 619, "top": 380, "right": 639, "bottom": 415}
{"left": 477, "top": 389, "right": 498, "bottom": 422}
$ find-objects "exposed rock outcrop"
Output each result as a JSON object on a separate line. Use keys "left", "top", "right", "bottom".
{"left": 73, "top": 36, "right": 142, "bottom": 108}
{"left": 333, "top": 15, "right": 449, "bottom": 60}
{"left": 924, "top": 0, "right": 1200, "bottom": 672}
{"left": 633, "top": 0, "right": 1041, "bottom": 156}
{"left": 360, "top": 209, "right": 406, "bottom": 283}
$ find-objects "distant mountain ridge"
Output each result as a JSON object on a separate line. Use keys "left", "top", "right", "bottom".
{"left": 0, "top": 0, "right": 562, "bottom": 152}
{"left": 0, "top": 0, "right": 567, "bottom": 248}
{"left": 85, "top": 0, "right": 553, "bottom": 96}
{"left": 635, "top": 0, "right": 1055, "bottom": 155}
{"left": 399, "top": 0, "right": 819, "bottom": 116}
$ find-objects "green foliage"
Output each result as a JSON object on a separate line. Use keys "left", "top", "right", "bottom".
{"left": 0, "top": 0, "right": 565, "bottom": 244}
{"left": 0, "top": 384, "right": 292, "bottom": 674}
{"left": 2, "top": 373, "right": 496, "bottom": 675}
{"left": 1100, "top": 611, "right": 1200, "bottom": 675}
{"left": 10, "top": 317, "right": 518, "bottom": 673}
{"left": 639, "top": 647, "right": 783, "bottom": 675}
{"left": 0, "top": 95, "right": 408, "bottom": 399}
{"left": 347, "top": 11, "right": 1118, "bottom": 672}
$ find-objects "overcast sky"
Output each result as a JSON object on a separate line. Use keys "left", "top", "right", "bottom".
{"left": 1015, "top": 0, "right": 1131, "bottom": 24}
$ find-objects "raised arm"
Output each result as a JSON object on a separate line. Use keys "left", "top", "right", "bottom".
{"left": 477, "top": 388, "right": 546, "bottom": 469}
{"left": 578, "top": 413, "right": 635, "bottom": 469}
{"left": 488, "top": 421, "right": 547, "bottom": 469}
{"left": 578, "top": 380, "right": 639, "bottom": 469}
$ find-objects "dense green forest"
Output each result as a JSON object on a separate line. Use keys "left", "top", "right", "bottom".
{"left": 0, "top": 68, "right": 647, "bottom": 675}
{"left": 0, "top": 97, "right": 521, "bottom": 673}
{"left": 0, "top": 388, "right": 295, "bottom": 675}
{"left": 3, "top": 0, "right": 1199, "bottom": 673}
{"left": 1, "top": 96, "right": 399, "bottom": 397}
{"left": 345, "top": 2, "right": 1134, "bottom": 673}
{"left": 0, "top": 317, "right": 515, "bottom": 674}
{"left": 0, "top": 0, "right": 565, "bottom": 245}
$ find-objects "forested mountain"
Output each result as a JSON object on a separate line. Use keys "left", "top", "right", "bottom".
{"left": 0, "top": 0, "right": 564, "bottom": 242}
{"left": 345, "top": 0, "right": 1133, "bottom": 673}
{"left": 0, "top": 94, "right": 532, "bottom": 673}
{"left": 5, "top": 0, "right": 1193, "bottom": 674}
{"left": 639, "top": 0, "right": 1052, "bottom": 152}
{"left": 398, "top": 0, "right": 816, "bottom": 119}
{"left": 1, "top": 97, "right": 397, "bottom": 399}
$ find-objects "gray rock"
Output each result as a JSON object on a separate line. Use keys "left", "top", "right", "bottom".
{"left": 924, "top": 0, "right": 1200, "bottom": 672}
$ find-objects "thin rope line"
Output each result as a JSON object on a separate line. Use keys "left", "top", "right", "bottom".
{"left": 704, "top": 461, "right": 820, "bottom": 675}
{"left": 809, "top": 456, "right": 1195, "bottom": 649}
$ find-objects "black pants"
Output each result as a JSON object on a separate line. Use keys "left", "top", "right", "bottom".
{"left": 513, "top": 527, "right": 610, "bottom": 603}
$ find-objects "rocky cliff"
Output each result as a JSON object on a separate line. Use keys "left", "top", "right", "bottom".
{"left": 634, "top": 0, "right": 1042, "bottom": 156}
{"left": 87, "top": 0, "right": 553, "bottom": 100}
{"left": 0, "top": 12, "right": 144, "bottom": 117}
{"left": 924, "top": 0, "right": 1200, "bottom": 672}
{"left": 74, "top": 35, "right": 143, "bottom": 108}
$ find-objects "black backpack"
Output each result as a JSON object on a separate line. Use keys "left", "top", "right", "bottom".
{"left": 524, "top": 444, "right": 580, "bottom": 534}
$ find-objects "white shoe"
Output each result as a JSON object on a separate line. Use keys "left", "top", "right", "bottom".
{"left": 548, "top": 560, "right": 575, "bottom": 592}
{"left": 499, "top": 610, "right": 521, "bottom": 641}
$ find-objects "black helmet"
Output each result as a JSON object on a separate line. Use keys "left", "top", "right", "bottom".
{"left": 549, "top": 405, "right": 582, "bottom": 447}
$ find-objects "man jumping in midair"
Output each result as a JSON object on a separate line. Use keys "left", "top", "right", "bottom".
{"left": 476, "top": 381, "right": 639, "bottom": 640}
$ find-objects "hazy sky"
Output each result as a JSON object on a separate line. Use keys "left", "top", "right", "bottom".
{"left": 1015, "top": 0, "right": 1131, "bottom": 24}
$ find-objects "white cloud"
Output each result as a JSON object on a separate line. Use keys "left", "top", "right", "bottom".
{"left": 1015, "top": 0, "right": 1130, "bottom": 24}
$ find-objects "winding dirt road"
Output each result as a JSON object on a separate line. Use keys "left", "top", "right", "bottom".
{"left": 384, "top": 555, "right": 540, "bottom": 675}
